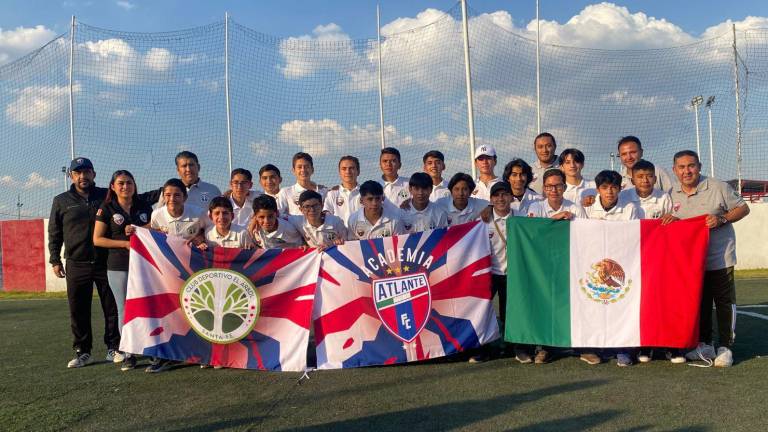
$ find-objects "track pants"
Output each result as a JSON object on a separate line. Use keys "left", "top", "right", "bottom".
{"left": 66, "top": 261, "right": 120, "bottom": 353}
{"left": 700, "top": 266, "right": 736, "bottom": 348}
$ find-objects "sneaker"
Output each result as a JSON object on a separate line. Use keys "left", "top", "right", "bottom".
{"left": 145, "top": 359, "right": 173, "bottom": 373}
{"left": 468, "top": 354, "right": 487, "bottom": 363}
{"left": 714, "top": 347, "right": 733, "bottom": 368}
{"left": 534, "top": 349, "right": 550, "bottom": 364}
{"left": 515, "top": 350, "right": 533, "bottom": 364}
{"left": 637, "top": 349, "right": 653, "bottom": 363}
{"left": 120, "top": 355, "right": 136, "bottom": 371}
{"left": 666, "top": 349, "right": 686, "bottom": 364}
{"left": 616, "top": 353, "right": 633, "bottom": 367}
{"left": 107, "top": 349, "right": 125, "bottom": 363}
{"left": 200, "top": 364, "right": 212, "bottom": 369}
{"left": 67, "top": 351, "right": 92, "bottom": 368}
{"left": 580, "top": 353, "right": 601, "bottom": 365}
{"left": 685, "top": 343, "right": 716, "bottom": 361}
{"left": 213, "top": 365, "right": 224, "bottom": 370}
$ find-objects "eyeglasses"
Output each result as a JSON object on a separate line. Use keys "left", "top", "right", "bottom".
{"left": 301, "top": 203, "right": 322, "bottom": 211}
{"left": 543, "top": 184, "right": 565, "bottom": 191}
{"left": 231, "top": 181, "right": 252, "bottom": 187}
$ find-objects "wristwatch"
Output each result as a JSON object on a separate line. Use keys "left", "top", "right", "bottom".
{"left": 718, "top": 215, "right": 729, "bottom": 225}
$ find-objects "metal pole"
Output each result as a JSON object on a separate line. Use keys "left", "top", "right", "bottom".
{"left": 732, "top": 24, "right": 743, "bottom": 194}
{"left": 694, "top": 103, "right": 701, "bottom": 156}
{"left": 376, "top": 4, "right": 386, "bottom": 150}
{"left": 707, "top": 99, "right": 715, "bottom": 177}
{"left": 224, "top": 12, "right": 233, "bottom": 175}
{"left": 609, "top": 153, "right": 615, "bottom": 171}
{"left": 16, "top": 194, "right": 22, "bottom": 220}
{"left": 535, "top": 0, "right": 541, "bottom": 134}
{"left": 68, "top": 16, "right": 76, "bottom": 160}
{"left": 460, "top": 0, "right": 477, "bottom": 178}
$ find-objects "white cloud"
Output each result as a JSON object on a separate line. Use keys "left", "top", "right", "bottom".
{"left": 5, "top": 84, "right": 81, "bottom": 127}
{"left": 109, "top": 108, "right": 136, "bottom": 118}
{"left": 0, "top": 172, "right": 58, "bottom": 189}
{"left": 275, "top": 119, "right": 411, "bottom": 155}
{"left": 599, "top": 90, "right": 676, "bottom": 108}
{"left": 701, "top": 16, "right": 768, "bottom": 40}
{"left": 0, "top": 25, "right": 56, "bottom": 65}
{"left": 474, "top": 90, "right": 536, "bottom": 116}
{"left": 280, "top": 23, "right": 356, "bottom": 79}
{"left": 144, "top": 47, "right": 174, "bottom": 71}
{"left": 115, "top": 1, "right": 135, "bottom": 11}
{"left": 80, "top": 39, "right": 176, "bottom": 85}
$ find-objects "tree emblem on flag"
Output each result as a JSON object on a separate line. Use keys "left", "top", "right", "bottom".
{"left": 180, "top": 269, "right": 260, "bottom": 344}
{"left": 579, "top": 258, "right": 631, "bottom": 304}
{"left": 372, "top": 272, "right": 431, "bottom": 342}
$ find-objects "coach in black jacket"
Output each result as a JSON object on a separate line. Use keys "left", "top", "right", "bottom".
{"left": 49, "top": 157, "right": 120, "bottom": 368}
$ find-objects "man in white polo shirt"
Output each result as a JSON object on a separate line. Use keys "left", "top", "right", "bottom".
{"left": 151, "top": 178, "right": 207, "bottom": 241}
{"left": 228, "top": 168, "right": 263, "bottom": 229}
{"left": 618, "top": 159, "right": 672, "bottom": 219}
{"left": 530, "top": 132, "right": 559, "bottom": 195}
{"left": 527, "top": 169, "right": 587, "bottom": 220}
{"left": 472, "top": 145, "right": 500, "bottom": 201}
{"left": 292, "top": 190, "right": 348, "bottom": 249}
{"left": 423, "top": 150, "right": 451, "bottom": 202}
{"left": 171, "top": 151, "right": 221, "bottom": 208}
{"left": 401, "top": 172, "right": 448, "bottom": 232}
{"left": 438, "top": 173, "right": 489, "bottom": 226}
{"left": 278, "top": 152, "right": 327, "bottom": 216}
{"left": 585, "top": 170, "right": 639, "bottom": 221}
{"left": 617, "top": 136, "right": 675, "bottom": 192}
{"left": 324, "top": 155, "right": 361, "bottom": 224}
{"left": 348, "top": 180, "right": 407, "bottom": 240}
{"left": 378, "top": 147, "right": 410, "bottom": 207}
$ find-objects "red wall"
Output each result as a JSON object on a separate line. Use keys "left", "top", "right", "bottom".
{"left": 0, "top": 220, "right": 45, "bottom": 292}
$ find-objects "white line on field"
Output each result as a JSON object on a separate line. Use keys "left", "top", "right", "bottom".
{"left": 736, "top": 310, "right": 768, "bottom": 321}
{"left": 739, "top": 305, "right": 768, "bottom": 308}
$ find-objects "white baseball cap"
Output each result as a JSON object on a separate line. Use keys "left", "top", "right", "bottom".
{"left": 475, "top": 145, "right": 497, "bottom": 159}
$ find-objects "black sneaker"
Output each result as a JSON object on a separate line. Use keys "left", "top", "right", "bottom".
{"left": 146, "top": 360, "right": 174, "bottom": 373}
{"left": 120, "top": 355, "right": 137, "bottom": 371}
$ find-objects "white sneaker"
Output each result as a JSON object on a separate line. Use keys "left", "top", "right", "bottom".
{"left": 67, "top": 352, "right": 92, "bottom": 368}
{"left": 637, "top": 350, "right": 653, "bottom": 363}
{"left": 106, "top": 349, "right": 125, "bottom": 363}
{"left": 685, "top": 343, "right": 716, "bottom": 361}
{"left": 714, "top": 347, "right": 733, "bottom": 367}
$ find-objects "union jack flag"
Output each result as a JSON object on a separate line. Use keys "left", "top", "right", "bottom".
{"left": 313, "top": 221, "right": 499, "bottom": 369}
{"left": 120, "top": 227, "right": 319, "bottom": 371}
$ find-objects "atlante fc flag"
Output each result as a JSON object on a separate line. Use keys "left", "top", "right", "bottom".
{"left": 121, "top": 227, "right": 320, "bottom": 371}
{"left": 504, "top": 217, "right": 709, "bottom": 348}
{"left": 314, "top": 221, "right": 499, "bottom": 369}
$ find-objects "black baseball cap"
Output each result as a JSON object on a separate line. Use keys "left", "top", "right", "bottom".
{"left": 69, "top": 157, "right": 94, "bottom": 172}
{"left": 490, "top": 181, "right": 512, "bottom": 196}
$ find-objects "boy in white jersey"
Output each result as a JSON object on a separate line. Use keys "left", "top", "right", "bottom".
{"left": 472, "top": 145, "right": 501, "bottom": 201}
{"left": 277, "top": 152, "right": 327, "bottom": 215}
{"left": 558, "top": 148, "right": 596, "bottom": 204}
{"left": 378, "top": 147, "right": 410, "bottom": 207}
{"left": 249, "top": 195, "right": 305, "bottom": 249}
{"left": 258, "top": 164, "right": 282, "bottom": 200}
{"left": 150, "top": 178, "right": 207, "bottom": 242}
{"left": 323, "top": 155, "right": 361, "bottom": 223}
{"left": 526, "top": 169, "right": 587, "bottom": 220}
{"left": 423, "top": 150, "right": 451, "bottom": 202}
{"left": 347, "top": 180, "right": 407, "bottom": 240}
{"left": 200, "top": 197, "right": 253, "bottom": 249}
{"left": 502, "top": 158, "right": 543, "bottom": 215}
{"left": 438, "top": 173, "right": 489, "bottom": 227}
{"left": 401, "top": 172, "right": 448, "bottom": 233}
{"left": 228, "top": 168, "right": 263, "bottom": 229}
{"left": 618, "top": 159, "right": 673, "bottom": 220}
{"left": 585, "top": 170, "right": 639, "bottom": 221}
{"left": 292, "top": 190, "right": 347, "bottom": 250}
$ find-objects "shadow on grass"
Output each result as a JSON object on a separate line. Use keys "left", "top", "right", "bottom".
{"left": 278, "top": 379, "right": 610, "bottom": 432}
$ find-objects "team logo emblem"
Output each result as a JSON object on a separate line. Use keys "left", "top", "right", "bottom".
{"left": 673, "top": 202, "right": 681, "bottom": 212}
{"left": 327, "top": 232, "right": 336, "bottom": 241}
{"left": 200, "top": 192, "right": 210, "bottom": 203}
{"left": 579, "top": 259, "right": 631, "bottom": 304}
{"left": 404, "top": 222, "right": 413, "bottom": 231}
{"left": 336, "top": 196, "right": 345, "bottom": 207}
{"left": 447, "top": 216, "right": 453, "bottom": 226}
{"left": 472, "top": 189, "right": 479, "bottom": 196}
{"left": 372, "top": 272, "right": 431, "bottom": 342}
{"left": 112, "top": 213, "right": 125, "bottom": 225}
{"left": 398, "top": 190, "right": 409, "bottom": 199}
{"left": 180, "top": 269, "right": 259, "bottom": 344}
{"left": 187, "top": 226, "right": 196, "bottom": 234}
{"left": 139, "top": 213, "right": 148, "bottom": 223}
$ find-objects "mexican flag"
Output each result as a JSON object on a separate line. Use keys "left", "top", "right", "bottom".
{"left": 504, "top": 216, "right": 709, "bottom": 348}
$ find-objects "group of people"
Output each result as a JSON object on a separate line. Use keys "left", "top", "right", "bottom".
{"left": 48, "top": 132, "right": 749, "bottom": 372}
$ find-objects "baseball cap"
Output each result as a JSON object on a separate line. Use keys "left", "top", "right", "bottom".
{"left": 475, "top": 145, "right": 497, "bottom": 159}
{"left": 490, "top": 181, "right": 512, "bottom": 196}
{"left": 69, "top": 157, "right": 94, "bottom": 172}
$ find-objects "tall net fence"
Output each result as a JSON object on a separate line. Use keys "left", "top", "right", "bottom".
{"left": 1, "top": 2, "right": 767, "bottom": 219}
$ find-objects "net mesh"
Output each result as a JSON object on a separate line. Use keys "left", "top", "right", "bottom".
{"left": 1, "top": 3, "right": 767, "bottom": 218}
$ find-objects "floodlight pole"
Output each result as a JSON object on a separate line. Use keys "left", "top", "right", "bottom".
{"left": 376, "top": 4, "right": 386, "bottom": 150}
{"left": 732, "top": 24, "right": 743, "bottom": 194}
{"left": 460, "top": 0, "right": 477, "bottom": 178}
{"left": 535, "top": 0, "right": 541, "bottom": 134}
{"left": 224, "top": 12, "right": 233, "bottom": 175}
{"left": 706, "top": 96, "right": 715, "bottom": 178}
{"left": 68, "top": 15, "right": 76, "bottom": 160}
{"left": 691, "top": 95, "right": 703, "bottom": 157}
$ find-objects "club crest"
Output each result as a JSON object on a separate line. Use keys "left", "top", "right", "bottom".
{"left": 579, "top": 258, "right": 632, "bottom": 304}
{"left": 112, "top": 213, "right": 125, "bottom": 225}
{"left": 336, "top": 196, "right": 345, "bottom": 207}
{"left": 200, "top": 192, "right": 210, "bottom": 203}
{"left": 372, "top": 272, "right": 431, "bottom": 343}
{"left": 139, "top": 213, "right": 148, "bottom": 223}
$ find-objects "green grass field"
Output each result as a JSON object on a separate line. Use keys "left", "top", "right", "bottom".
{"left": 1, "top": 277, "right": 766, "bottom": 432}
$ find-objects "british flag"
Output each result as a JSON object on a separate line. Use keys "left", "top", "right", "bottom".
{"left": 120, "top": 227, "right": 319, "bottom": 371}
{"left": 313, "top": 221, "right": 499, "bottom": 369}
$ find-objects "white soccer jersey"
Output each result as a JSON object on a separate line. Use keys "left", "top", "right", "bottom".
{"left": 472, "top": 177, "right": 501, "bottom": 201}
{"left": 150, "top": 205, "right": 207, "bottom": 241}
{"left": 618, "top": 188, "right": 673, "bottom": 220}
{"left": 430, "top": 180, "right": 451, "bottom": 202}
{"left": 277, "top": 183, "right": 328, "bottom": 216}
{"left": 510, "top": 189, "right": 543, "bottom": 216}
{"left": 287, "top": 214, "right": 348, "bottom": 248}
{"left": 526, "top": 199, "right": 587, "bottom": 219}
{"left": 230, "top": 190, "right": 263, "bottom": 229}
{"left": 346, "top": 206, "right": 407, "bottom": 240}
{"left": 563, "top": 179, "right": 597, "bottom": 204}
{"left": 378, "top": 176, "right": 411, "bottom": 207}
{"left": 251, "top": 217, "right": 305, "bottom": 249}
{"left": 487, "top": 209, "right": 511, "bottom": 275}
{"left": 204, "top": 225, "right": 253, "bottom": 249}
{"left": 585, "top": 198, "right": 639, "bottom": 221}
{"left": 323, "top": 184, "right": 360, "bottom": 224}
{"left": 620, "top": 165, "right": 675, "bottom": 193}
{"left": 437, "top": 196, "right": 489, "bottom": 227}
{"left": 401, "top": 201, "right": 448, "bottom": 233}
{"left": 157, "top": 180, "right": 221, "bottom": 209}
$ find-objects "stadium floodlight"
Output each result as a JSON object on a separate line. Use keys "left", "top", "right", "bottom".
{"left": 61, "top": 166, "right": 68, "bottom": 192}
{"left": 609, "top": 152, "right": 615, "bottom": 171}
{"left": 706, "top": 96, "right": 716, "bottom": 177}
{"left": 690, "top": 95, "right": 704, "bottom": 157}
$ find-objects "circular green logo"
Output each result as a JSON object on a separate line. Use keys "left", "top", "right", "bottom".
{"left": 180, "top": 269, "right": 260, "bottom": 344}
